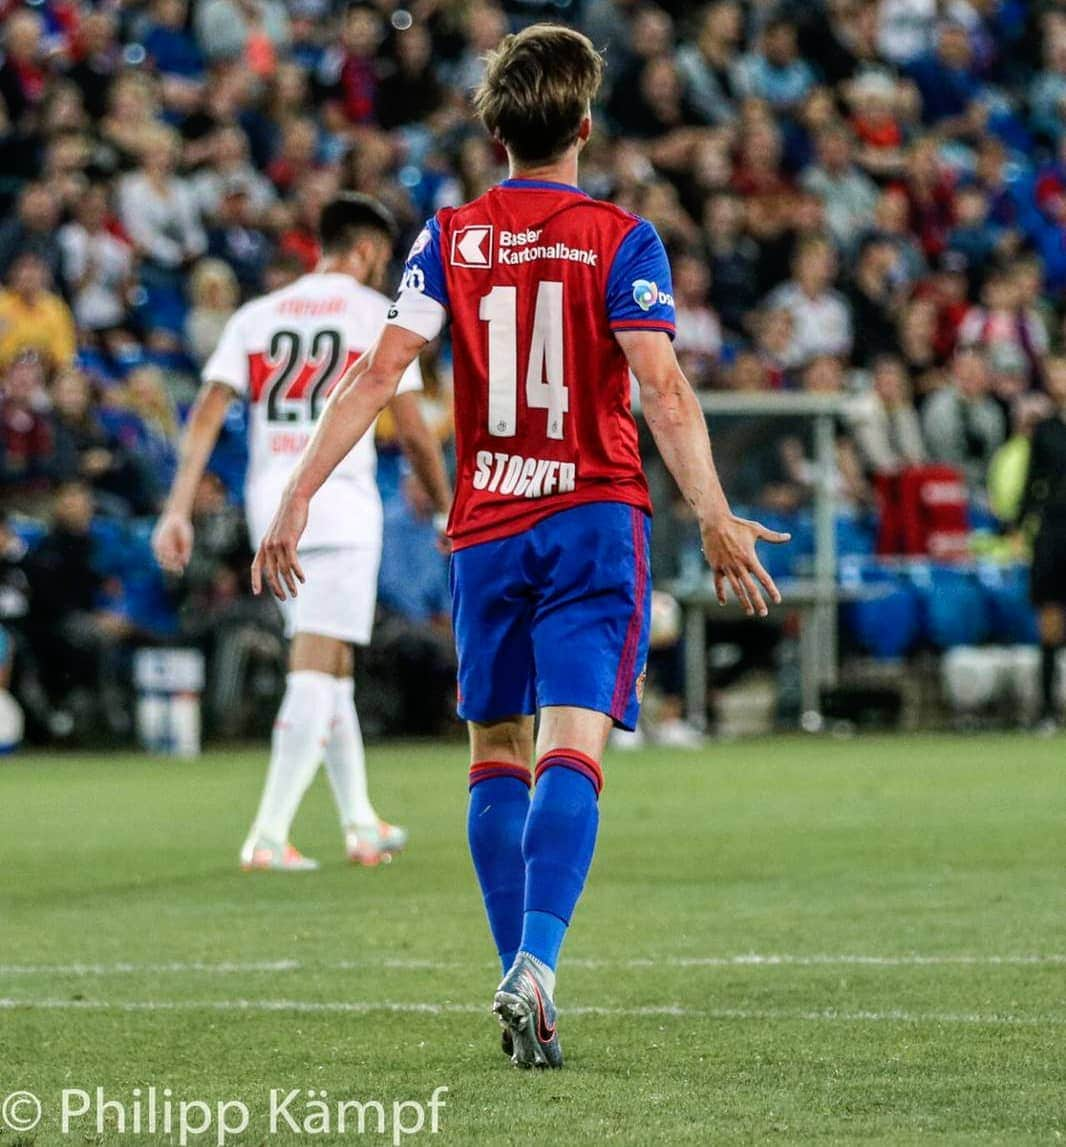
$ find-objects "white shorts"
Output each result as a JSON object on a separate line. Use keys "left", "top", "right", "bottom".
{"left": 275, "top": 546, "right": 381, "bottom": 646}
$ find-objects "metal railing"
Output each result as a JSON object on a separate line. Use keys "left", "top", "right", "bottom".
{"left": 636, "top": 391, "right": 859, "bottom": 726}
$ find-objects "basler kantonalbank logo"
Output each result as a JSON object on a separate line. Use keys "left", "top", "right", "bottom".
{"left": 451, "top": 225, "right": 494, "bottom": 268}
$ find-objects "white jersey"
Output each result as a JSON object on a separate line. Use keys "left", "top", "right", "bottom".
{"left": 203, "top": 272, "right": 422, "bottom": 551}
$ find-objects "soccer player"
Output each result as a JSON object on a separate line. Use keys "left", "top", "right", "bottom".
{"left": 153, "top": 194, "right": 450, "bottom": 871}
{"left": 252, "top": 27, "right": 788, "bottom": 1063}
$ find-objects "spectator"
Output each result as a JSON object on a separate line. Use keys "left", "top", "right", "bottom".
{"left": 205, "top": 182, "right": 273, "bottom": 296}
{"left": 0, "top": 253, "right": 76, "bottom": 369}
{"left": 902, "top": 136, "right": 956, "bottom": 259}
{"left": 185, "top": 259, "right": 240, "bottom": 366}
{"left": 847, "top": 237, "right": 903, "bottom": 367}
{"left": 703, "top": 191, "right": 760, "bottom": 337}
{"left": 800, "top": 124, "right": 879, "bottom": 252}
{"left": 675, "top": 0, "right": 741, "bottom": 126}
{"left": 764, "top": 236, "right": 852, "bottom": 367}
{"left": 191, "top": 126, "right": 277, "bottom": 224}
{"left": 41, "top": 131, "right": 95, "bottom": 218}
{"left": 1029, "top": 23, "right": 1066, "bottom": 147}
{"left": 51, "top": 367, "right": 145, "bottom": 515}
{"left": 921, "top": 347, "right": 1006, "bottom": 489}
{"left": 958, "top": 268, "right": 1049, "bottom": 384}
{"left": 0, "top": 182, "right": 62, "bottom": 282}
{"left": 0, "top": 9, "right": 46, "bottom": 125}
{"left": 897, "top": 295, "right": 941, "bottom": 398}
{"left": 118, "top": 124, "right": 206, "bottom": 279}
{"left": 907, "top": 21, "right": 985, "bottom": 138}
{"left": 266, "top": 118, "right": 320, "bottom": 195}
{"left": 57, "top": 184, "right": 135, "bottom": 338}
{"left": 734, "top": 17, "right": 815, "bottom": 112}
{"left": 0, "top": 352, "right": 55, "bottom": 501}
{"left": 326, "top": 3, "right": 384, "bottom": 127}
{"left": 946, "top": 183, "right": 1005, "bottom": 278}
{"left": 731, "top": 116, "right": 793, "bottom": 250}
{"left": 850, "top": 355, "right": 927, "bottom": 476}
{"left": 23, "top": 480, "right": 131, "bottom": 732}
{"left": 846, "top": 69, "right": 907, "bottom": 179}
{"left": 724, "top": 349, "right": 771, "bottom": 394}
{"left": 866, "top": 186, "right": 926, "bottom": 289}
{"left": 113, "top": 366, "right": 179, "bottom": 505}
{"left": 143, "top": 0, "right": 206, "bottom": 84}
{"left": 447, "top": 2, "right": 509, "bottom": 96}
{"left": 377, "top": 23, "right": 446, "bottom": 132}
{"left": 753, "top": 306, "right": 795, "bottom": 391}
{"left": 99, "top": 72, "right": 162, "bottom": 172}
{"left": 195, "top": 0, "right": 290, "bottom": 71}
{"left": 877, "top": 0, "right": 937, "bottom": 66}
{"left": 66, "top": 10, "right": 122, "bottom": 122}
{"left": 671, "top": 252, "right": 721, "bottom": 387}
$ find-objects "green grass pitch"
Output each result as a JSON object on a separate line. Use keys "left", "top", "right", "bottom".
{"left": 1, "top": 735, "right": 1064, "bottom": 1145}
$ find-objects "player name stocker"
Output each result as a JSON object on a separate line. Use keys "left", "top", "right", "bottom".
{"left": 472, "top": 451, "right": 577, "bottom": 498}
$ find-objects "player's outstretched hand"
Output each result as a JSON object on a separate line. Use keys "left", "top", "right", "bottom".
{"left": 251, "top": 491, "right": 308, "bottom": 601}
{"left": 701, "top": 515, "right": 791, "bottom": 618}
{"left": 152, "top": 511, "right": 194, "bottom": 574}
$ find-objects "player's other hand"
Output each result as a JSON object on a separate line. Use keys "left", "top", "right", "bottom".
{"left": 701, "top": 514, "right": 791, "bottom": 618}
{"left": 251, "top": 491, "right": 308, "bottom": 601}
{"left": 152, "top": 511, "right": 194, "bottom": 574}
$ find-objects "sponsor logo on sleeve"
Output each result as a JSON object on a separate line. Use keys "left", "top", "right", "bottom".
{"left": 451, "top": 225, "right": 494, "bottom": 269}
{"left": 632, "top": 279, "right": 674, "bottom": 311}
{"left": 407, "top": 227, "right": 431, "bottom": 260}
{"left": 400, "top": 267, "right": 425, "bottom": 293}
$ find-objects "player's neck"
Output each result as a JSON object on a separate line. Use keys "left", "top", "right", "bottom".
{"left": 508, "top": 156, "right": 580, "bottom": 190}
{"left": 315, "top": 256, "right": 363, "bottom": 284}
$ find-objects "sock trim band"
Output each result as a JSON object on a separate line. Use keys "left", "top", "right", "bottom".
{"left": 534, "top": 749, "right": 604, "bottom": 796}
{"left": 468, "top": 760, "right": 532, "bottom": 789}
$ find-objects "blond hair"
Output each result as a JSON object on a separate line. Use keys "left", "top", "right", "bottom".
{"left": 473, "top": 24, "right": 603, "bottom": 165}
{"left": 188, "top": 258, "right": 240, "bottom": 310}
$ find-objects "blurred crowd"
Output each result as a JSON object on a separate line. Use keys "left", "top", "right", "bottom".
{"left": 0, "top": 0, "right": 1064, "bottom": 739}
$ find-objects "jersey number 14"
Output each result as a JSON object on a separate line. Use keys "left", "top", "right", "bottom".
{"left": 480, "top": 281, "right": 569, "bottom": 441}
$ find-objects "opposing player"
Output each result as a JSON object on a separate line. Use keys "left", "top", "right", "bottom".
{"left": 154, "top": 194, "right": 450, "bottom": 871}
{"left": 253, "top": 27, "right": 787, "bottom": 1062}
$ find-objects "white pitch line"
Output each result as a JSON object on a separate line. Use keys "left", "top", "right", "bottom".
{"left": 1, "top": 954, "right": 1064, "bottom": 977}
{"left": 0, "top": 997, "right": 1063, "bottom": 1027}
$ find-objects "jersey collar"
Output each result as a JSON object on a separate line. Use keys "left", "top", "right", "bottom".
{"left": 499, "top": 178, "right": 588, "bottom": 196}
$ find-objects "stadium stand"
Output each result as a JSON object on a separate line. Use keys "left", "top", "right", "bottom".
{"left": 0, "top": 0, "right": 1063, "bottom": 740}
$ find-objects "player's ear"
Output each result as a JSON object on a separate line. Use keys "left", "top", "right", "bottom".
{"left": 577, "top": 114, "right": 592, "bottom": 147}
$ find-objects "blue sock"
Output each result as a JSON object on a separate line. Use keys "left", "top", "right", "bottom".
{"left": 467, "top": 765, "right": 531, "bottom": 973}
{"left": 519, "top": 754, "right": 602, "bottom": 972}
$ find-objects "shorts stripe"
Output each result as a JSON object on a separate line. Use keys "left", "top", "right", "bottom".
{"left": 610, "top": 508, "right": 649, "bottom": 721}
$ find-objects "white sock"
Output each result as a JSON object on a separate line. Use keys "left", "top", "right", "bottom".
{"left": 323, "top": 676, "right": 378, "bottom": 828}
{"left": 250, "top": 670, "right": 335, "bottom": 846}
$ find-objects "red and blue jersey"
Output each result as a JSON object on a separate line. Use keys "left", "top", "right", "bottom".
{"left": 387, "top": 178, "right": 676, "bottom": 550}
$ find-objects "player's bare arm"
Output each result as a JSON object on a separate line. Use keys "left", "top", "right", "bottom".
{"left": 616, "top": 329, "right": 790, "bottom": 617}
{"left": 388, "top": 390, "right": 452, "bottom": 519}
{"left": 152, "top": 380, "right": 234, "bottom": 573}
{"left": 251, "top": 323, "right": 428, "bottom": 600}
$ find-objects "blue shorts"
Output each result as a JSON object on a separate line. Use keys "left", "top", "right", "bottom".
{"left": 450, "top": 501, "right": 652, "bottom": 731}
